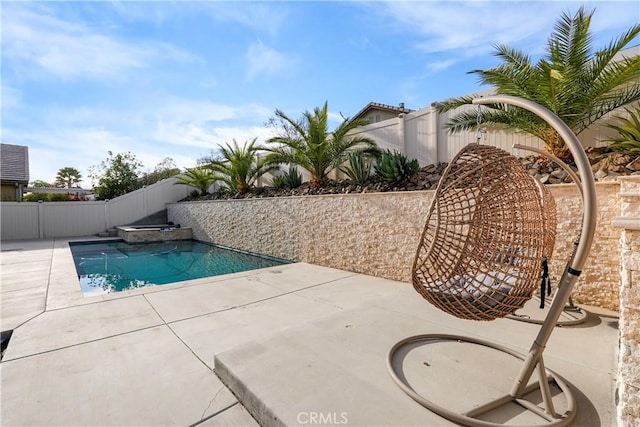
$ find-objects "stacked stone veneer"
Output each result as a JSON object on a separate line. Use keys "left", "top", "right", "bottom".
{"left": 169, "top": 192, "right": 434, "bottom": 282}
{"left": 614, "top": 176, "right": 640, "bottom": 426}
{"left": 550, "top": 182, "right": 621, "bottom": 310}
{"left": 168, "top": 181, "right": 621, "bottom": 310}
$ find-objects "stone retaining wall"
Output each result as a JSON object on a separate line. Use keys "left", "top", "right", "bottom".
{"left": 550, "top": 182, "right": 621, "bottom": 310}
{"left": 168, "top": 181, "right": 621, "bottom": 311}
{"left": 614, "top": 176, "right": 640, "bottom": 426}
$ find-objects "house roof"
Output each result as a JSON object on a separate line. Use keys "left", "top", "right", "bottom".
{"left": 1, "top": 143, "right": 30, "bottom": 183}
{"left": 351, "top": 102, "right": 413, "bottom": 123}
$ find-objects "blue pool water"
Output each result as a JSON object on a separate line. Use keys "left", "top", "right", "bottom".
{"left": 70, "top": 240, "right": 289, "bottom": 296}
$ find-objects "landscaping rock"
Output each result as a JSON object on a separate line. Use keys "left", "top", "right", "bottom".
{"left": 180, "top": 151, "right": 640, "bottom": 202}
{"left": 594, "top": 169, "right": 609, "bottom": 180}
{"left": 627, "top": 157, "right": 640, "bottom": 172}
{"left": 536, "top": 174, "right": 551, "bottom": 184}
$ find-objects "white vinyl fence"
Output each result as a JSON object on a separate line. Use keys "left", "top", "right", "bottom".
{"left": 348, "top": 102, "right": 624, "bottom": 166}
{"left": 0, "top": 177, "right": 191, "bottom": 240}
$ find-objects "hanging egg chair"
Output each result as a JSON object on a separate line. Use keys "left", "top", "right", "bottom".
{"left": 411, "top": 143, "right": 556, "bottom": 321}
{"left": 388, "top": 96, "right": 599, "bottom": 427}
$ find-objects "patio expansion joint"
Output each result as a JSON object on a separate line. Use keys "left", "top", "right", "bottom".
{"left": 43, "top": 238, "right": 57, "bottom": 310}
{"left": 0, "top": 324, "right": 165, "bottom": 363}
{"left": 0, "top": 284, "right": 49, "bottom": 295}
{"left": 143, "top": 294, "right": 216, "bottom": 372}
{"left": 161, "top": 272, "right": 361, "bottom": 325}
{"left": 6, "top": 310, "right": 47, "bottom": 331}
{"left": 256, "top": 272, "right": 361, "bottom": 295}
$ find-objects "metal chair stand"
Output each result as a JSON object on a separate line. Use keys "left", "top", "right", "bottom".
{"left": 387, "top": 334, "right": 576, "bottom": 427}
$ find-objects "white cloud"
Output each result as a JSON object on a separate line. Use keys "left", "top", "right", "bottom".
{"left": 2, "top": 97, "right": 277, "bottom": 186}
{"left": 156, "top": 99, "right": 241, "bottom": 124}
{"left": 245, "top": 40, "right": 293, "bottom": 81}
{"left": 203, "top": 3, "right": 289, "bottom": 38}
{"left": 3, "top": 126, "right": 138, "bottom": 187}
{"left": 1, "top": 5, "right": 200, "bottom": 81}
{"left": 425, "top": 59, "right": 458, "bottom": 74}
{"left": 378, "top": 1, "right": 640, "bottom": 57}
{"left": 380, "top": 1, "right": 547, "bottom": 56}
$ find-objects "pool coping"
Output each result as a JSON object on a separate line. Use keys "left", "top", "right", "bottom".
{"left": 48, "top": 236, "right": 298, "bottom": 311}
{"left": 68, "top": 238, "right": 291, "bottom": 299}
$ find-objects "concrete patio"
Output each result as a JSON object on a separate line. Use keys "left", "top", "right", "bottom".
{"left": 1, "top": 238, "right": 619, "bottom": 426}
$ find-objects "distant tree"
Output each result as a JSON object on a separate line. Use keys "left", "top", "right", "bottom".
{"left": 139, "top": 157, "right": 181, "bottom": 186}
{"left": 30, "top": 180, "right": 52, "bottom": 188}
{"left": 23, "top": 192, "right": 73, "bottom": 202}
{"left": 55, "top": 167, "right": 82, "bottom": 188}
{"left": 48, "top": 193, "right": 72, "bottom": 202}
{"left": 89, "top": 151, "right": 143, "bottom": 200}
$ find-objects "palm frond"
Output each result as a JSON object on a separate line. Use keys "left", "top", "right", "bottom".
{"left": 442, "top": 6, "right": 639, "bottom": 159}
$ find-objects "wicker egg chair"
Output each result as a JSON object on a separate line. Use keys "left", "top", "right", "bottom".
{"left": 412, "top": 143, "right": 556, "bottom": 321}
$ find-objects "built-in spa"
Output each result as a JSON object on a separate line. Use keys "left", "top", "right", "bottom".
{"left": 116, "top": 224, "right": 192, "bottom": 243}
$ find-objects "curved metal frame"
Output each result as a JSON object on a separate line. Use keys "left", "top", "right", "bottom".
{"left": 387, "top": 96, "right": 597, "bottom": 426}
{"left": 507, "top": 144, "right": 587, "bottom": 326}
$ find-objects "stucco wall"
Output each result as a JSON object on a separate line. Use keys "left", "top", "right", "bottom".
{"left": 168, "top": 181, "right": 621, "bottom": 310}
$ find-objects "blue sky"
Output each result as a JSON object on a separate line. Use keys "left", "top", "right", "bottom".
{"left": 2, "top": 1, "right": 639, "bottom": 188}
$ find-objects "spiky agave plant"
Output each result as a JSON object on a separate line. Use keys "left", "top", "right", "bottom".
{"left": 340, "top": 152, "right": 373, "bottom": 185}
{"left": 271, "top": 166, "right": 303, "bottom": 190}
{"left": 374, "top": 150, "right": 419, "bottom": 185}
{"left": 607, "top": 107, "right": 640, "bottom": 154}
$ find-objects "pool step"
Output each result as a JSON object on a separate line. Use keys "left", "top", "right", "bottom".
{"left": 97, "top": 228, "right": 118, "bottom": 238}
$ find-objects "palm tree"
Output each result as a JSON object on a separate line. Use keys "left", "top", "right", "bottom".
{"left": 438, "top": 7, "right": 640, "bottom": 160}
{"left": 173, "top": 167, "right": 218, "bottom": 196}
{"left": 55, "top": 167, "right": 82, "bottom": 188}
{"left": 266, "top": 101, "right": 379, "bottom": 187}
{"left": 205, "top": 138, "right": 277, "bottom": 194}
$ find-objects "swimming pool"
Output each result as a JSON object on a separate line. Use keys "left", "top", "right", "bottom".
{"left": 70, "top": 240, "right": 290, "bottom": 296}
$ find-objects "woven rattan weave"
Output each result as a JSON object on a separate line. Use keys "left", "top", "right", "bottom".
{"left": 412, "top": 144, "right": 556, "bottom": 321}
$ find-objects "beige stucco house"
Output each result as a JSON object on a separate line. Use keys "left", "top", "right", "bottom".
{"left": 351, "top": 101, "right": 413, "bottom": 124}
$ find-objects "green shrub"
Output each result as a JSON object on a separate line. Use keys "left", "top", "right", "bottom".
{"left": 373, "top": 150, "right": 419, "bottom": 185}
{"left": 340, "top": 152, "right": 372, "bottom": 185}
{"left": 48, "top": 193, "right": 71, "bottom": 202}
{"left": 23, "top": 192, "right": 49, "bottom": 202}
